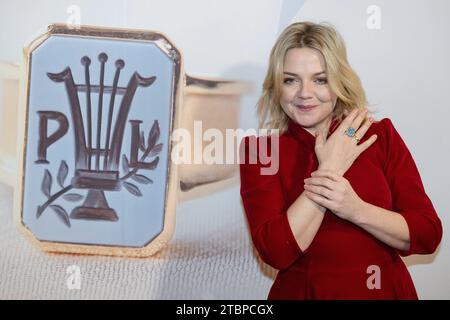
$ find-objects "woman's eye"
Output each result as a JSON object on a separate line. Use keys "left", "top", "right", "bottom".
{"left": 283, "top": 78, "right": 297, "bottom": 84}
{"left": 315, "top": 78, "right": 328, "bottom": 85}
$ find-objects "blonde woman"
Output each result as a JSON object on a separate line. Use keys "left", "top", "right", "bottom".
{"left": 239, "top": 22, "right": 442, "bottom": 299}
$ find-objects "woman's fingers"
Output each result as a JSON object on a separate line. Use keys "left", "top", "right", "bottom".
{"left": 353, "top": 116, "right": 373, "bottom": 140}
{"left": 304, "top": 190, "right": 334, "bottom": 208}
{"left": 310, "top": 169, "right": 342, "bottom": 182}
{"left": 304, "top": 184, "right": 334, "bottom": 199}
{"left": 315, "top": 118, "right": 332, "bottom": 147}
{"left": 341, "top": 109, "right": 375, "bottom": 147}
{"left": 350, "top": 109, "right": 368, "bottom": 132}
{"left": 304, "top": 176, "right": 337, "bottom": 190}
{"left": 337, "top": 108, "right": 368, "bottom": 139}
{"left": 356, "top": 134, "right": 378, "bottom": 154}
{"left": 339, "top": 108, "right": 360, "bottom": 132}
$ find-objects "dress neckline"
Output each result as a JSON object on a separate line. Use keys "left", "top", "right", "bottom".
{"left": 287, "top": 117, "right": 342, "bottom": 149}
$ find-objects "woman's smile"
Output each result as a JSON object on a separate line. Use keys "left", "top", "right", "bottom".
{"left": 295, "top": 104, "right": 319, "bottom": 111}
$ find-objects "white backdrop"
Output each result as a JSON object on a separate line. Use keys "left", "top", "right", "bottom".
{"left": 0, "top": 0, "right": 449, "bottom": 299}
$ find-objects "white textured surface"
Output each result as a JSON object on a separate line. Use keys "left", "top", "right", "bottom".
{"left": 0, "top": 182, "right": 276, "bottom": 300}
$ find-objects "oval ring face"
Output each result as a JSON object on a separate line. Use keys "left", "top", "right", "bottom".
{"left": 17, "top": 25, "right": 181, "bottom": 256}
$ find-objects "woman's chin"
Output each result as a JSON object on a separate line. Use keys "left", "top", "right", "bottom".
{"left": 293, "top": 115, "right": 319, "bottom": 129}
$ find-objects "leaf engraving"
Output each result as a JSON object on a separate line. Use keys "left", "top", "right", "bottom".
{"left": 62, "top": 193, "right": 83, "bottom": 202}
{"left": 131, "top": 174, "right": 153, "bottom": 184}
{"left": 147, "top": 120, "right": 160, "bottom": 151}
{"left": 57, "top": 160, "right": 69, "bottom": 188}
{"left": 148, "top": 143, "right": 163, "bottom": 157}
{"left": 123, "top": 182, "right": 142, "bottom": 197}
{"left": 42, "top": 170, "right": 52, "bottom": 198}
{"left": 49, "top": 205, "right": 71, "bottom": 227}
{"left": 36, "top": 205, "right": 43, "bottom": 219}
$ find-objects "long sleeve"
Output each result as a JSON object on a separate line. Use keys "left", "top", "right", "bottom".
{"left": 380, "top": 118, "right": 442, "bottom": 256}
{"left": 239, "top": 135, "right": 303, "bottom": 270}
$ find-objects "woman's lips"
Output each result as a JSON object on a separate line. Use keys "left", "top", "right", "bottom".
{"left": 296, "top": 104, "right": 318, "bottom": 111}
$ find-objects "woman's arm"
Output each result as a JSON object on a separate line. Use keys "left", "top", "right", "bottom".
{"left": 350, "top": 201, "right": 410, "bottom": 251}
{"left": 303, "top": 169, "right": 411, "bottom": 251}
{"left": 305, "top": 118, "right": 442, "bottom": 256}
{"left": 240, "top": 111, "right": 378, "bottom": 269}
{"left": 287, "top": 190, "right": 327, "bottom": 252}
{"left": 240, "top": 135, "right": 305, "bottom": 270}
{"left": 288, "top": 110, "right": 378, "bottom": 252}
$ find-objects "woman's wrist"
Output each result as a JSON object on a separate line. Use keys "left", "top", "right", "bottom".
{"left": 347, "top": 199, "right": 369, "bottom": 225}
{"left": 317, "top": 164, "right": 345, "bottom": 176}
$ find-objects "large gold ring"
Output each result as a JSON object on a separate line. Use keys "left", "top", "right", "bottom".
{"left": 1, "top": 24, "right": 251, "bottom": 257}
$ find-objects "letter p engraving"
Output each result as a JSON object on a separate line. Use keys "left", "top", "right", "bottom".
{"left": 35, "top": 111, "right": 69, "bottom": 164}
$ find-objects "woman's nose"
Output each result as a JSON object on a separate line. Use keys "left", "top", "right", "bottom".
{"left": 296, "top": 82, "right": 313, "bottom": 100}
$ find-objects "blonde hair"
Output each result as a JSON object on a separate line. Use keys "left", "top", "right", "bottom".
{"left": 257, "top": 21, "right": 369, "bottom": 133}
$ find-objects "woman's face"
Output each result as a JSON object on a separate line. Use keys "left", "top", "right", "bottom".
{"left": 280, "top": 47, "right": 337, "bottom": 135}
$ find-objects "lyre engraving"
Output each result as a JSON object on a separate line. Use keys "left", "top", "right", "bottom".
{"left": 36, "top": 52, "right": 161, "bottom": 224}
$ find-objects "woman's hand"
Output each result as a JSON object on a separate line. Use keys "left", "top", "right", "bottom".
{"left": 315, "top": 109, "right": 377, "bottom": 176}
{"left": 303, "top": 169, "right": 365, "bottom": 222}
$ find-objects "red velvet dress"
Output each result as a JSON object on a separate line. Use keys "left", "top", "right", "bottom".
{"left": 239, "top": 117, "right": 442, "bottom": 300}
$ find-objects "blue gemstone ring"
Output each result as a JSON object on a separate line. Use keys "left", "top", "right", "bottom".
{"left": 344, "top": 127, "right": 356, "bottom": 137}
{"left": 344, "top": 127, "right": 361, "bottom": 142}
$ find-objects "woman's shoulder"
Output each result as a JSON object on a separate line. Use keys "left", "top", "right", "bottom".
{"left": 367, "top": 117, "right": 400, "bottom": 142}
{"left": 369, "top": 117, "right": 393, "bottom": 130}
{"left": 366, "top": 117, "right": 412, "bottom": 161}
